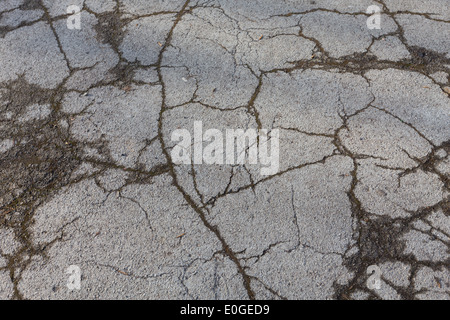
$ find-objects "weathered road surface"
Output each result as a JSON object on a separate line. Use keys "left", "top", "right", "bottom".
{"left": 0, "top": 0, "right": 449, "bottom": 300}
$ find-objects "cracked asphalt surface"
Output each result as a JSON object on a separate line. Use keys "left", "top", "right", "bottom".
{"left": 0, "top": 0, "right": 449, "bottom": 300}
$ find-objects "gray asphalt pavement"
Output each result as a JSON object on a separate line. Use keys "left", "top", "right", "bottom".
{"left": 0, "top": 0, "right": 449, "bottom": 300}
